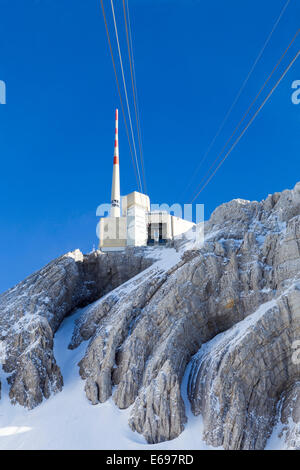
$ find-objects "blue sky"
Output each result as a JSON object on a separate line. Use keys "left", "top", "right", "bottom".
{"left": 0, "top": 0, "right": 299, "bottom": 293}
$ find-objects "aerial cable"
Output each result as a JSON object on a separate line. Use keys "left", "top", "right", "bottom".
{"left": 123, "top": 0, "right": 147, "bottom": 195}
{"left": 191, "top": 49, "right": 300, "bottom": 203}
{"left": 99, "top": 0, "right": 140, "bottom": 189}
{"left": 191, "top": 29, "right": 299, "bottom": 202}
{"left": 110, "top": 0, "right": 143, "bottom": 193}
{"left": 126, "top": 0, "right": 147, "bottom": 194}
{"left": 183, "top": 0, "right": 292, "bottom": 198}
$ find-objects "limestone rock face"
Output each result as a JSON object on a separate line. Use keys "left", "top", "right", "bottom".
{"left": 74, "top": 182, "right": 300, "bottom": 448}
{"left": 0, "top": 250, "right": 84, "bottom": 408}
{"left": 0, "top": 249, "right": 153, "bottom": 408}
{"left": 188, "top": 288, "right": 300, "bottom": 450}
{"left": 0, "top": 182, "right": 299, "bottom": 449}
{"left": 277, "top": 382, "right": 300, "bottom": 449}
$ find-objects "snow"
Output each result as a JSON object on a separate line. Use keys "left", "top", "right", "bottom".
{"left": 144, "top": 246, "right": 182, "bottom": 272}
{"left": 0, "top": 307, "right": 220, "bottom": 450}
{"left": 265, "top": 390, "right": 300, "bottom": 451}
{"left": 265, "top": 418, "right": 291, "bottom": 450}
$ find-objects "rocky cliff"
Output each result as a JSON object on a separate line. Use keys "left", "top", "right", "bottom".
{"left": 0, "top": 182, "right": 299, "bottom": 450}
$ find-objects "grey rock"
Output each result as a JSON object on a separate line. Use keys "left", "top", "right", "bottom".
{"left": 0, "top": 248, "right": 154, "bottom": 408}
{"left": 76, "top": 182, "right": 300, "bottom": 446}
{"left": 276, "top": 382, "right": 300, "bottom": 449}
{"left": 188, "top": 288, "right": 300, "bottom": 450}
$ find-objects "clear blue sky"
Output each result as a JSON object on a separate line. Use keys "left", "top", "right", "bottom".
{"left": 0, "top": 0, "right": 299, "bottom": 293}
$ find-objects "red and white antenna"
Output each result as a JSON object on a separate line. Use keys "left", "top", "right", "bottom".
{"left": 113, "top": 108, "right": 119, "bottom": 165}
{"left": 111, "top": 109, "right": 121, "bottom": 217}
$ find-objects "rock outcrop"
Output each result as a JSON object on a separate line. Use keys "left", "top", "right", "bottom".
{"left": 0, "top": 182, "right": 299, "bottom": 449}
{"left": 268, "top": 381, "right": 300, "bottom": 450}
{"left": 188, "top": 287, "right": 300, "bottom": 449}
{"left": 73, "top": 182, "right": 300, "bottom": 448}
{"left": 0, "top": 249, "right": 153, "bottom": 408}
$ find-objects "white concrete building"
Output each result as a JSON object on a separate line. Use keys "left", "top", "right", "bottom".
{"left": 99, "top": 110, "right": 195, "bottom": 252}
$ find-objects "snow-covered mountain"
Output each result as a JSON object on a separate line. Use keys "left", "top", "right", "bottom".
{"left": 0, "top": 182, "right": 300, "bottom": 450}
